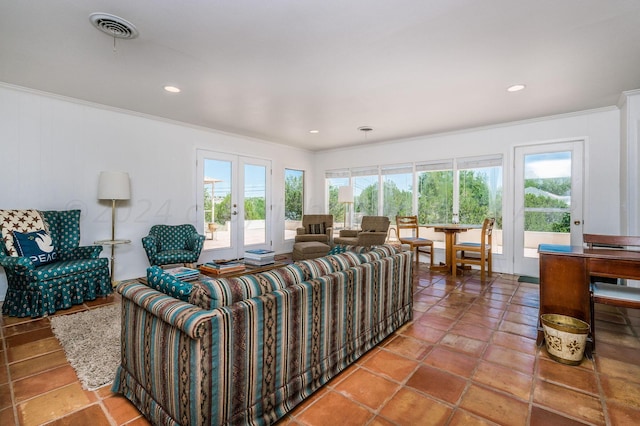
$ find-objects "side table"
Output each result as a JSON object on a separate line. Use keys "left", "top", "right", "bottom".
{"left": 95, "top": 239, "right": 131, "bottom": 285}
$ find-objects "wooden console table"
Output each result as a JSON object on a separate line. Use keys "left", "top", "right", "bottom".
{"left": 537, "top": 243, "right": 640, "bottom": 352}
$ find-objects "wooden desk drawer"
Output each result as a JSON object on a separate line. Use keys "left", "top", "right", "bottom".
{"left": 589, "top": 258, "right": 640, "bottom": 280}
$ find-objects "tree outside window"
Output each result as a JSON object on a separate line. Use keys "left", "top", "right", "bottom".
{"left": 284, "top": 169, "right": 304, "bottom": 240}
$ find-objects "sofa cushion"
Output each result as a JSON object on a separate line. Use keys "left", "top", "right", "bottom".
{"left": 0, "top": 209, "right": 47, "bottom": 256}
{"left": 33, "top": 257, "right": 109, "bottom": 280}
{"left": 12, "top": 230, "right": 57, "bottom": 266}
{"left": 190, "top": 264, "right": 305, "bottom": 309}
{"left": 146, "top": 266, "right": 193, "bottom": 302}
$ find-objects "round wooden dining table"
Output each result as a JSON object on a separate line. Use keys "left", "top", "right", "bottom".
{"left": 427, "top": 224, "right": 482, "bottom": 274}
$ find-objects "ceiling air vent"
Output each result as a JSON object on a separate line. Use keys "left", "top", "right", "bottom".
{"left": 89, "top": 13, "right": 139, "bottom": 39}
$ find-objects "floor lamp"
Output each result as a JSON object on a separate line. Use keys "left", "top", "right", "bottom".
{"left": 338, "top": 186, "right": 353, "bottom": 230}
{"left": 98, "top": 171, "right": 131, "bottom": 284}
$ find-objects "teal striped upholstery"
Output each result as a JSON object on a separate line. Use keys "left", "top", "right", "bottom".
{"left": 190, "top": 264, "right": 306, "bottom": 310}
{"left": 112, "top": 249, "right": 413, "bottom": 425}
{"left": 0, "top": 209, "right": 111, "bottom": 317}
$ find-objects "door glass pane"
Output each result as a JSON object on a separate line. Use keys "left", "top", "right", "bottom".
{"left": 354, "top": 175, "right": 378, "bottom": 228}
{"left": 285, "top": 169, "right": 304, "bottom": 240}
{"left": 523, "top": 151, "right": 572, "bottom": 257}
{"left": 204, "top": 159, "right": 232, "bottom": 250}
{"left": 244, "top": 164, "right": 266, "bottom": 246}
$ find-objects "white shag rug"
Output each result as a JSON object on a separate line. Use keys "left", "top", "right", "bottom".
{"left": 50, "top": 304, "right": 121, "bottom": 391}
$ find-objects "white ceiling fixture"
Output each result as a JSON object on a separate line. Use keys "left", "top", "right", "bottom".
{"left": 164, "top": 86, "right": 181, "bottom": 93}
{"left": 507, "top": 84, "right": 526, "bottom": 92}
{"left": 309, "top": 130, "right": 320, "bottom": 134}
{"left": 89, "top": 13, "right": 139, "bottom": 39}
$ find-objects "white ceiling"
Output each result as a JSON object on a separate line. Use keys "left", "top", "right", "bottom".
{"left": 2, "top": 1, "right": 640, "bottom": 151}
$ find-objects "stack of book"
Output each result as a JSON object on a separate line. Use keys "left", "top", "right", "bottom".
{"left": 244, "top": 249, "right": 275, "bottom": 266}
{"left": 164, "top": 266, "right": 200, "bottom": 281}
{"left": 199, "top": 261, "right": 246, "bottom": 275}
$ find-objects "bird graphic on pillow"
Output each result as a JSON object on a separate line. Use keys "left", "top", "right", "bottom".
{"left": 34, "top": 232, "right": 54, "bottom": 253}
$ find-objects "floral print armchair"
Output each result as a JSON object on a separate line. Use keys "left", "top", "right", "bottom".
{"left": 0, "top": 209, "right": 112, "bottom": 317}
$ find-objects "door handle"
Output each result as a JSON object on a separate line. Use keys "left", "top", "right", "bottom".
{"left": 232, "top": 211, "right": 238, "bottom": 215}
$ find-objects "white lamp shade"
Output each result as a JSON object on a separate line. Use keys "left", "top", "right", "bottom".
{"left": 338, "top": 186, "right": 353, "bottom": 203}
{"left": 98, "top": 171, "right": 131, "bottom": 200}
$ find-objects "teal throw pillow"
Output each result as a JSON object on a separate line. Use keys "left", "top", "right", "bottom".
{"left": 328, "top": 244, "right": 347, "bottom": 255}
{"left": 146, "top": 266, "right": 193, "bottom": 301}
{"left": 12, "top": 230, "right": 57, "bottom": 266}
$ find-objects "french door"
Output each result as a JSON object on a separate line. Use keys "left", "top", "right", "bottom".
{"left": 513, "top": 140, "right": 584, "bottom": 277}
{"left": 196, "top": 150, "right": 272, "bottom": 260}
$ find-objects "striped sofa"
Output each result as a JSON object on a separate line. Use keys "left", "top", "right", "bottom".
{"left": 112, "top": 245, "right": 413, "bottom": 425}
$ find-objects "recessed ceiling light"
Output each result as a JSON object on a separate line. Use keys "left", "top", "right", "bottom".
{"left": 309, "top": 129, "right": 320, "bottom": 134}
{"left": 358, "top": 126, "right": 373, "bottom": 132}
{"left": 164, "top": 85, "right": 181, "bottom": 93}
{"left": 507, "top": 84, "right": 526, "bottom": 92}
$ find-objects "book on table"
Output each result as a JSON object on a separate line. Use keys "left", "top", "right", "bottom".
{"left": 164, "top": 266, "right": 200, "bottom": 281}
{"left": 244, "top": 249, "right": 275, "bottom": 264}
{"left": 200, "top": 261, "right": 246, "bottom": 275}
{"left": 244, "top": 258, "right": 275, "bottom": 266}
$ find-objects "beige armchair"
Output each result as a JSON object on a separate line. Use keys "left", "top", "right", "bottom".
{"left": 295, "top": 214, "right": 334, "bottom": 244}
{"left": 334, "top": 216, "right": 390, "bottom": 247}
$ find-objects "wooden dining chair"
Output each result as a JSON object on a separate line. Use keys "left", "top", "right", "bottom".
{"left": 452, "top": 217, "right": 495, "bottom": 280}
{"left": 395, "top": 216, "right": 434, "bottom": 269}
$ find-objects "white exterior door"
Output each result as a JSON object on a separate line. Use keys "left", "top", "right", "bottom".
{"left": 514, "top": 140, "right": 584, "bottom": 277}
{"left": 196, "top": 150, "right": 272, "bottom": 260}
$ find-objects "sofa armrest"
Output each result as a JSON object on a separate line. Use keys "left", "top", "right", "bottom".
{"left": 0, "top": 254, "right": 35, "bottom": 275}
{"left": 339, "top": 230, "right": 359, "bottom": 238}
{"left": 296, "top": 227, "right": 305, "bottom": 236}
{"left": 117, "top": 281, "right": 218, "bottom": 339}
{"left": 58, "top": 245, "right": 103, "bottom": 261}
{"left": 186, "top": 232, "right": 205, "bottom": 251}
{"left": 142, "top": 235, "right": 159, "bottom": 257}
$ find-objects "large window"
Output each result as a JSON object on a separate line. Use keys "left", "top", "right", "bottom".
{"left": 457, "top": 156, "right": 503, "bottom": 227}
{"left": 325, "top": 155, "right": 503, "bottom": 252}
{"left": 417, "top": 160, "right": 454, "bottom": 224}
{"left": 284, "top": 169, "right": 304, "bottom": 240}
{"left": 382, "top": 164, "right": 413, "bottom": 221}
{"left": 352, "top": 167, "right": 379, "bottom": 228}
{"left": 326, "top": 171, "right": 349, "bottom": 229}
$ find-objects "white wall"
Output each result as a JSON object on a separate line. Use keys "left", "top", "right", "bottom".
{"left": 312, "top": 107, "right": 622, "bottom": 274}
{"left": 619, "top": 90, "right": 640, "bottom": 235}
{"left": 0, "top": 84, "right": 315, "bottom": 299}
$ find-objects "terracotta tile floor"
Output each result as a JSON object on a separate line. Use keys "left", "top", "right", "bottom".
{"left": 1, "top": 265, "right": 640, "bottom": 425}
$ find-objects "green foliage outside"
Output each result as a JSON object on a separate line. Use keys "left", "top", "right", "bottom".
{"left": 355, "top": 183, "right": 378, "bottom": 216}
{"left": 417, "top": 170, "right": 453, "bottom": 224}
{"left": 524, "top": 177, "right": 571, "bottom": 232}
{"left": 458, "top": 170, "right": 502, "bottom": 228}
{"left": 285, "top": 173, "right": 303, "bottom": 220}
{"left": 204, "top": 188, "right": 266, "bottom": 225}
{"left": 383, "top": 180, "right": 412, "bottom": 219}
{"left": 328, "top": 186, "right": 346, "bottom": 220}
